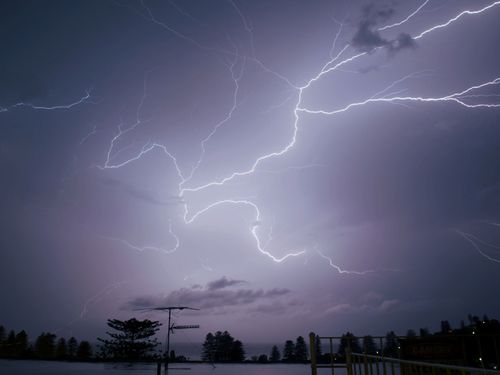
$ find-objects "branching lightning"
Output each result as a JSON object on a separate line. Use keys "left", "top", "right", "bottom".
{"left": 97, "top": 1, "right": 500, "bottom": 270}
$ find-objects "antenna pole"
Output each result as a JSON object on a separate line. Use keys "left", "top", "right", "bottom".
{"left": 165, "top": 309, "right": 172, "bottom": 374}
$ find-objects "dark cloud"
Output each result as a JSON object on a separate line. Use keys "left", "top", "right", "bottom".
{"left": 127, "top": 277, "right": 290, "bottom": 312}
{"left": 387, "top": 33, "right": 416, "bottom": 55}
{"left": 352, "top": 21, "right": 388, "bottom": 51}
{"left": 351, "top": 3, "right": 416, "bottom": 54}
{"left": 206, "top": 276, "right": 246, "bottom": 290}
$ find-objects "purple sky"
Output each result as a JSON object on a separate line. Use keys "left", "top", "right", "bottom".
{"left": 1, "top": 0, "right": 500, "bottom": 346}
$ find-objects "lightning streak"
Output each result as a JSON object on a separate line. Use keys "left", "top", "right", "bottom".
{"left": 102, "top": 220, "right": 180, "bottom": 254}
{"left": 99, "top": 1, "right": 500, "bottom": 269}
{"left": 1, "top": 91, "right": 91, "bottom": 113}
{"left": 55, "top": 281, "right": 127, "bottom": 333}
{"left": 299, "top": 77, "right": 500, "bottom": 115}
{"left": 378, "top": 0, "right": 430, "bottom": 31}
{"left": 316, "top": 249, "right": 375, "bottom": 275}
{"left": 455, "top": 230, "right": 500, "bottom": 264}
{"left": 184, "top": 198, "right": 305, "bottom": 263}
{"left": 183, "top": 51, "right": 246, "bottom": 185}
{"left": 414, "top": 1, "right": 500, "bottom": 40}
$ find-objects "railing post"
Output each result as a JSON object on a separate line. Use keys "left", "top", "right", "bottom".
{"left": 310, "top": 332, "right": 318, "bottom": 375}
{"left": 347, "top": 350, "right": 353, "bottom": 375}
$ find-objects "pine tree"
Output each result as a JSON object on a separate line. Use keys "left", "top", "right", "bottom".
{"left": 315, "top": 334, "right": 322, "bottom": 358}
{"left": 202, "top": 333, "right": 215, "bottom": 361}
{"left": 294, "top": 336, "right": 308, "bottom": 361}
{"left": 67, "top": 337, "right": 78, "bottom": 359}
{"left": 270, "top": 345, "right": 281, "bottom": 362}
{"left": 14, "top": 330, "right": 28, "bottom": 358}
{"left": 338, "top": 332, "right": 361, "bottom": 356}
{"left": 97, "top": 318, "right": 161, "bottom": 360}
{"left": 77, "top": 341, "right": 93, "bottom": 360}
{"left": 384, "top": 331, "right": 398, "bottom": 357}
{"left": 201, "top": 331, "right": 245, "bottom": 362}
{"left": 283, "top": 340, "right": 295, "bottom": 362}
{"left": 35, "top": 332, "right": 57, "bottom": 359}
{"left": 362, "top": 335, "right": 377, "bottom": 355}
{"left": 4, "top": 330, "right": 16, "bottom": 357}
{"left": 56, "top": 338, "right": 68, "bottom": 359}
{"left": 231, "top": 340, "right": 245, "bottom": 362}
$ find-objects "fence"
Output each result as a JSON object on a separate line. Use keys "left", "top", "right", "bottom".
{"left": 309, "top": 333, "right": 500, "bottom": 375}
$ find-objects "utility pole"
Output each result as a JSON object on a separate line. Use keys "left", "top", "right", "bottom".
{"left": 143, "top": 306, "right": 199, "bottom": 374}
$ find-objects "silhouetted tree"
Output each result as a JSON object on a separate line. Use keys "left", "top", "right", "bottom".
{"left": 294, "top": 336, "right": 308, "bottom": 361}
{"left": 216, "top": 331, "right": 233, "bottom": 361}
{"left": 383, "top": 331, "right": 398, "bottom": 357}
{"left": 231, "top": 340, "right": 245, "bottom": 362}
{"left": 56, "top": 338, "right": 68, "bottom": 359}
{"left": 283, "top": 340, "right": 295, "bottom": 362}
{"left": 77, "top": 341, "right": 93, "bottom": 360}
{"left": 202, "top": 333, "right": 215, "bottom": 361}
{"left": 14, "top": 330, "right": 28, "bottom": 358}
{"left": 270, "top": 345, "right": 281, "bottom": 362}
{"left": 67, "top": 337, "right": 78, "bottom": 359}
{"left": 258, "top": 354, "right": 268, "bottom": 362}
{"left": 3, "top": 330, "right": 16, "bottom": 357}
{"left": 35, "top": 332, "right": 56, "bottom": 359}
{"left": 98, "top": 318, "right": 161, "bottom": 360}
{"left": 338, "top": 332, "right": 361, "bottom": 356}
{"left": 315, "top": 334, "right": 322, "bottom": 358}
{"left": 362, "top": 335, "right": 377, "bottom": 355}
{"left": 201, "top": 331, "right": 245, "bottom": 362}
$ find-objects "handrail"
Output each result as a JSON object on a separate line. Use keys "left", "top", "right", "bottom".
{"left": 351, "top": 353, "right": 500, "bottom": 375}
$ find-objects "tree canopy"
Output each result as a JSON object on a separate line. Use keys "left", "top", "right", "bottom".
{"left": 98, "top": 318, "right": 161, "bottom": 361}
{"left": 201, "top": 331, "right": 245, "bottom": 362}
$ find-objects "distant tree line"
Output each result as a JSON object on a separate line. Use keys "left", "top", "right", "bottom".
{"left": 244, "top": 336, "right": 308, "bottom": 364}
{"left": 201, "top": 331, "right": 245, "bottom": 362}
{"left": 0, "top": 325, "right": 92, "bottom": 361}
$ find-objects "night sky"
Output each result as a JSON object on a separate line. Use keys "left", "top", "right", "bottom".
{"left": 1, "top": 0, "right": 500, "bottom": 345}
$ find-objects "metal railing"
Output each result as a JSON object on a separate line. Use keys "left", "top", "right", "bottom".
{"left": 309, "top": 333, "right": 500, "bottom": 375}
{"left": 349, "top": 353, "right": 500, "bottom": 375}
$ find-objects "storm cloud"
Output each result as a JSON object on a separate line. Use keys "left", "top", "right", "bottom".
{"left": 127, "top": 277, "right": 291, "bottom": 312}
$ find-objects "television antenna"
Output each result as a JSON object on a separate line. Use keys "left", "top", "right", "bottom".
{"left": 138, "top": 306, "right": 200, "bottom": 374}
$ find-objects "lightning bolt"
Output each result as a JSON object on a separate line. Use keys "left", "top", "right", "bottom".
{"left": 455, "top": 229, "right": 500, "bottom": 264}
{"left": 378, "top": 0, "right": 430, "bottom": 31}
{"left": 79, "top": 125, "right": 97, "bottom": 145}
{"left": 316, "top": 249, "right": 376, "bottom": 275}
{"left": 96, "top": 1, "right": 500, "bottom": 271}
{"left": 414, "top": 1, "right": 500, "bottom": 40}
{"left": 1, "top": 90, "right": 92, "bottom": 113}
{"left": 102, "top": 220, "right": 180, "bottom": 254}
{"left": 55, "top": 281, "right": 127, "bottom": 334}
